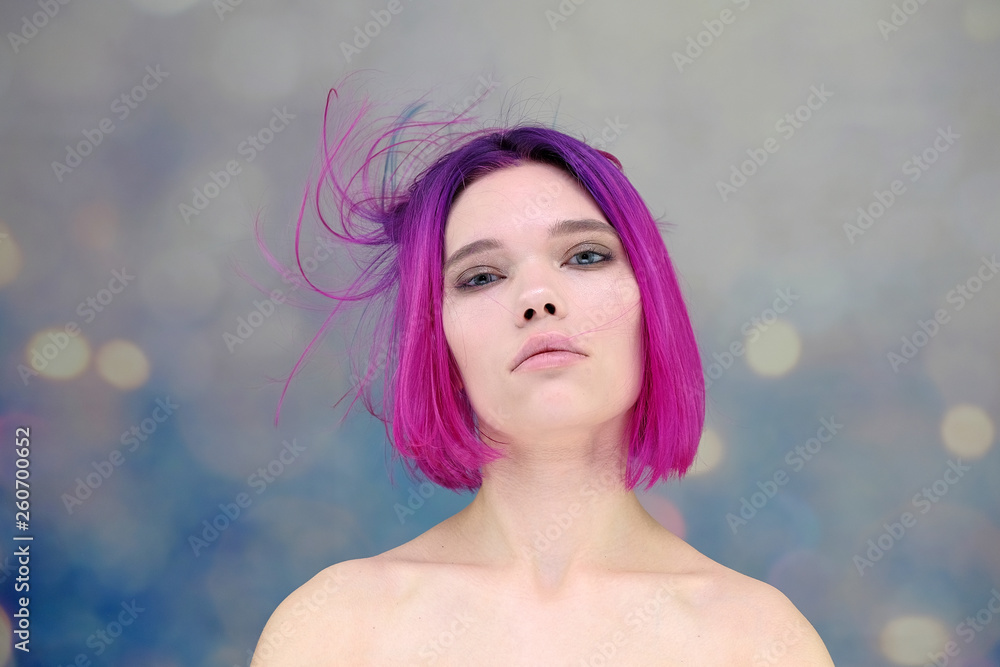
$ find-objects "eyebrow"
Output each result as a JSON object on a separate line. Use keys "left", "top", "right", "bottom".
{"left": 443, "top": 218, "right": 619, "bottom": 275}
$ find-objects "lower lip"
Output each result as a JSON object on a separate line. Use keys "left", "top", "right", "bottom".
{"left": 514, "top": 351, "right": 586, "bottom": 372}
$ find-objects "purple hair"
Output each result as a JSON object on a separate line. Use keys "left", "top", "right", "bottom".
{"left": 256, "top": 77, "right": 705, "bottom": 492}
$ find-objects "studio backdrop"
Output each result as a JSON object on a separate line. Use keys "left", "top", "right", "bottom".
{"left": 1, "top": 0, "right": 999, "bottom": 665}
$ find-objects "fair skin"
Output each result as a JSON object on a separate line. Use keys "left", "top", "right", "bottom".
{"left": 253, "top": 162, "right": 836, "bottom": 665}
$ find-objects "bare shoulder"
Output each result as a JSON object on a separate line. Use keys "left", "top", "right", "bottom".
{"left": 716, "top": 569, "right": 834, "bottom": 665}
{"left": 250, "top": 557, "right": 391, "bottom": 666}
{"left": 670, "top": 542, "right": 835, "bottom": 666}
{"left": 250, "top": 524, "right": 465, "bottom": 665}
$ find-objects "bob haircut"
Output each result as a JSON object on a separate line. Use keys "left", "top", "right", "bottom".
{"left": 259, "top": 79, "right": 705, "bottom": 493}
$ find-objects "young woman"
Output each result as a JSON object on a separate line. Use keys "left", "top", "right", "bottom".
{"left": 251, "top": 85, "right": 835, "bottom": 665}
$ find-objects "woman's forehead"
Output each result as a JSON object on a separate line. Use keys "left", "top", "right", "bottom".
{"left": 445, "top": 163, "right": 604, "bottom": 241}
{"left": 457, "top": 162, "right": 577, "bottom": 201}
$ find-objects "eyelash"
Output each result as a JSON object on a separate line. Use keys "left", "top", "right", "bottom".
{"left": 454, "top": 245, "right": 614, "bottom": 291}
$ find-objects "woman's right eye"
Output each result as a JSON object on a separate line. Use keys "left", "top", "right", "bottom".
{"left": 457, "top": 271, "right": 499, "bottom": 290}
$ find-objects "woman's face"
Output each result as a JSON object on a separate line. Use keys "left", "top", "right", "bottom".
{"left": 441, "top": 161, "right": 643, "bottom": 446}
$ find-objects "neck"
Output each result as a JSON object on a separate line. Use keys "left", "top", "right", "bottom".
{"left": 449, "top": 426, "right": 663, "bottom": 594}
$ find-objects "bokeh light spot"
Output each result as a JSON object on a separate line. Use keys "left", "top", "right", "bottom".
{"left": 688, "top": 427, "right": 724, "bottom": 476}
{"left": 96, "top": 339, "right": 151, "bottom": 390}
{"left": 0, "top": 219, "right": 23, "bottom": 288}
{"left": 879, "top": 615, "right": 949, "bottom": 665}
{"left": 24, "top": 328, "right": 91, "bottom": 380}
{"left": 745, "top": 319, "right": 802, "bottom": 377}
{"left": 638, "top": 493, "right": 685, "bottom": 540}
{"left": 941, "top": 404, "right": 995, "bottom": 460}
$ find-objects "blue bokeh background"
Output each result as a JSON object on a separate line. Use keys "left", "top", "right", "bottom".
{"left": 1, "top": 0, "right": 999, "bottom": 665}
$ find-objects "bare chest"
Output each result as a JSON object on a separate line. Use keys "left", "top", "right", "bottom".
{"left": 358, "top": 575, "right": 728, "bottom": 666}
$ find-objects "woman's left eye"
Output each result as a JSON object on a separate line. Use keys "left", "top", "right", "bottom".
{"left": 568, "top": 248, "right": 612, "bottom": 266}
{"left": 456, "top": 247, "right": 613, "bottom": 291}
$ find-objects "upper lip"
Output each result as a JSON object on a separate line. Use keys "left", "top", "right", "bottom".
{"left": 512, "top": 332, "right": 586, "bottom": 371}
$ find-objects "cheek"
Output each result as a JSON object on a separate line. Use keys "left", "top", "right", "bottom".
{"left": 630, "top": 305, "right": 644, "bottom": 368}
{"left": 629, "top": 293, "right": 644, "bottom": 357}
{"left": 442, "top": 301, "right": 466, "bottom": 366}
{"left": 607, "top": 278, "right": 643, "bottom": 373}
{"left": 442, "top": 304, "right": 471, "bottom": 393}
{"left": 443, "top": 293, "right": 507, "bottom": 366}
{"left": 614, "top": 301, "right": 645, "bottom": 405}
{"left": 599, "top": 273, "right": 641, "bottom": 333}
{"left": 442, "top": 298, "right": 490, "bottom": 382}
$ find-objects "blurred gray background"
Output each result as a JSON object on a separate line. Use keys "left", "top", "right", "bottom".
{"left": 1, "top": 0, "right": 999, "bottom": 665}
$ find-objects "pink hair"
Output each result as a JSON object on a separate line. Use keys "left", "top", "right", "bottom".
{"left": 255, "top": 74, "right": 705, "bottom": 491}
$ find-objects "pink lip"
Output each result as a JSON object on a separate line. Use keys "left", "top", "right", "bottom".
{"left": 512, "top": 332, "right": 586, "bottom": 371}
{"left": 514, "top": 350, "right": 586, "bottom": 372}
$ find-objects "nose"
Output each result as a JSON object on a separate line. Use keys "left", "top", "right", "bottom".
{"left": 514, "top": 259, "right": 565, "bottom": 323}
{"left": 523, "top": 302, "right": 556, "bottom": 320}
